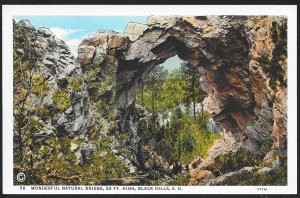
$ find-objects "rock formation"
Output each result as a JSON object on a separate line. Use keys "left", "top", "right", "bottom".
{"left": 14, "top": 19, "right": 91, "bottom": 138}
{"left": 13, "top": 15, "right": 287, "bottom": 185}
{"left": 77, "top": 16, "right": 287, "bottom": 151}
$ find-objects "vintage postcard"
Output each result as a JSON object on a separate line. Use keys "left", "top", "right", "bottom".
{"left": 2, "top": 5, "right": 297, "bottom": 195}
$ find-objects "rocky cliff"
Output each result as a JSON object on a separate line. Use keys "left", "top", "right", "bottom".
{"left": 77, "top": 16, "right": 287, "bottom": 151}
{"left": 13, "top": 19, "right": 94, "bottom": 138}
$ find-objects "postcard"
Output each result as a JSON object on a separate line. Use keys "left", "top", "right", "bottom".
{"left": 2, "top": 4, "right": 297, "bottom": 195}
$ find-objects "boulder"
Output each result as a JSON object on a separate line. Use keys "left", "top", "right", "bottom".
{"left": 129, "top": 165, "right": 137, "bottom": 174}
{"left": 77, "top": 45, "right": 96, "bottom": 65}
{"left": 189, "top": 169, "right": 215, "bottom": 185}
{"left": 70, "top": 143, "right": 78, "bottom": 151}
{"left": 38, "top": 27, "right": 53, "bottom": 37}
{"left": 17, "top": 19, "right": 34, "bottom": 29}
{"left": 257, "top": 167, "right": 272, "bottom": 174}
{"left": 99, "top": 151, "right": 107, "bottom": 158}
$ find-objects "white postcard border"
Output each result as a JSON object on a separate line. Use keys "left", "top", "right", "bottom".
{"left": 2, "top": 5, "right": 298, "bottom": 194}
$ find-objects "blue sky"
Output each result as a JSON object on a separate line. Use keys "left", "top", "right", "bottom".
{"left": 14, "top": 16, "right": 182, "bottom": 71}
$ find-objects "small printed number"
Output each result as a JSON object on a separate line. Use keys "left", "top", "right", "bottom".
{"left": 20, "top": 186, "right": 25, "bottom": 190}
{"left": 257, "top": 188, "right": 267, "bottom": 191}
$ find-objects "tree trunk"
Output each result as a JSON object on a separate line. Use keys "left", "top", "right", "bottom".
{"left": 151, "top": 90, "right": 155, "bottom": 125}
{"left": 141, "top": 80, "right": 144, "bottom": 106}
{"left": 178, "top": 129, "right": 181, "bottom": 160}
{"left": 17, "top": 120, "right": 23, "bottom": 164}
{"left": 192, "top": 73, "right": 196, "bottom": 121}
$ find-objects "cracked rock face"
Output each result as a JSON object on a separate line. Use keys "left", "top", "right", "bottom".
{"left": 78, "top": 16, "right": 287, "bottom": 150}
{"left": 14, "top": 19, "right": 91, "bottom": 137}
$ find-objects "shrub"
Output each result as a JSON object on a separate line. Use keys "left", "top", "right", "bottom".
{"left": 205, "top": 140, "right": 273, "bottom": 175}
{"left": 147, "top": 110, "right": 221, "bottom": 165}
{"left": 68, "top": 76, "right": 84, "bottom": 92}
{"left": 214, "top": 157, "right": 287, "bottom": 186}
{"left": 32, "top": 74, "right": 49, "bottom": 97}
{"left": 167, "top": 172, "right": 190, "bottom": 185}
{"left": 52, "top": 89, "right": 71, "bottom": 111}
{"left": 14, "top": 137, "right": 129, "bottom": 185}
{"left": 257, "top": 21, "right": 287, "bottom": 90}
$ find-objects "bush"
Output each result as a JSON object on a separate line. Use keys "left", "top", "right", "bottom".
{"left": 214, "top": 157, "right": 287, "bottom": 186}
{"left": 14, "top": 137, "right": 130, "bottom": 185}
{"left": 205, "top": 140, "right": 273, "bottom": 175}
{"left": 68, "top": 76, "right": 84, "bottom": 92}
{"left": 257, "top": 21, "right": 287, "bottom": 90}
{"left": 52, "top": 89, "right": 71, "bottom": 111}
{"left": 167, "top": 172, "right": 190, "bottom": 185}
{"left": 140, "top": 109, "right": 221, "bottom": 165}
{"left": 32, "top": 74, "right": 49, "bottom": 97}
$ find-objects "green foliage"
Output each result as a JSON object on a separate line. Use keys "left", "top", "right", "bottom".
{"left": 167, "top": 172, "right": 190, "bottom": 185}
{"left": 207, "top": 149, "right": 260, "bottom": 174}
{"left": 156, "top": 111, "right": 220, "bottom": 164}
{"left": 99, "top": 136, "right": 115, "bottom": 149}
{"left": 32, "top": 74, "right": 49, "bottom": 97}
{"left": 180, "top": 62, "right": 206, "bottom": 117}
{"left": 99, "top": 75, "right": 115, "bottom": 94}
{"left": 136, "top": 106, "right": 220, "bottom": 165}
{"left": 14, "top": 137, "right": 129, "bottom": 185}
{"left": 13, "top": 24, "right": 47, "bottom": 170}
{"left": 257, "top": 21, "right": 287, "bottom": 90}
{"left": 23, "top": 117, "right": 44, "bottom": 133}
{"left": 52, "top": 89, "right": 71, "bottom": 111}
{"left": 136, "top": 65, "right": 168, "bottom": 114}
{"left": 136, "top": 62, "right": 217, "bottom": 166}
{"left": 36, "top": 105, "right": 49, "bottom": 118}
{"left": 83, "top": 58, "right": 116, "bottom": 102}
{"left": 68, "top": 76, "right": 84, "bottom": 92}
{"left": 95, "top": 100, "right": 115, "bottom": 119}
{"left": 214, "top": 157, "right": 287, "bottom": 186}
{"left": 136, "top": 63, "right": 206, "bottom": 115}
{"left": 159, "top": 71, "right": 185, "bottom": 110}
{"left": 205, "top": 140, "right": 273, "bottom": 175}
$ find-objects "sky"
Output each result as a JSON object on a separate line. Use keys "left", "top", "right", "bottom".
{"left": 13, "top": 16, "right": 182, "bottom": 71}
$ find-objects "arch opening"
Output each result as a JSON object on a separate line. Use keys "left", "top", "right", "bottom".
{"left": 128, "top": 55, "right": 223, "bottom": 168}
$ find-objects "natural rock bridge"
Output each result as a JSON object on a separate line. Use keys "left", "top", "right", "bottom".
{"left": 77, "top": 16, "right": 287, "bottom": 151}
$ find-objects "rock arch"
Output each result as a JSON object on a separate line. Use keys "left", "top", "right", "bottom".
{"left": 78, "top": 16, "right": 287, "bottom": 150}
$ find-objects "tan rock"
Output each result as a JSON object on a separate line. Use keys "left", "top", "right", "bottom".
{"left": 77, "top": 45, "right": 95, "bottom": 65}
{"left": 146, "top": 16, "right": 177, "bottom": 27}
{"left": 108, "top": 34, "right": 127, "bottom": 49}
{"left": 125, "top": 22, "right": 148, "bottom": 36}
{"left": 189, "top": 169, "right": 214, "bottom": 185}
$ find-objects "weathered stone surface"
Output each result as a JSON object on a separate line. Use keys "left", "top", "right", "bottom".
{"left": 77, "top": 16, "right": 287, "bottom": 152}
{"left": 125, "top": 22, "right": 148, "bottom": 41}
{"left": 140, "top": 144, "right": 170, "bottom": 173}
{"left": 38, "top": 27, "right": 54, "bottom": 37}
{"left": 147, "top": 16, "right": 177, "bottom": 27}
{"left": 14, "top": 20, "right": 91, "bottom": 139}
{"left": 206, "top": 166, "right": 256, "bottom": 185}
{"left": 272, "top": 87, "right": 287, "bottom": 149}
{"left": 77, "top": 45, "right": 96, "bottom": 65}
{"left": 17, "top": 19, "right": 34, "bottom": 29}
{"left": 257, "top": 167, "right": 272, "bottom": 174}
{"left": 189, "top": 169, "right": 214, "bottom": 185}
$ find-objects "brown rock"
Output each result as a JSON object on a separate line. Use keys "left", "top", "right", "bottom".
{"left": 189, "top": 169, "right": 215, "bottom": 185}
{"left": 77, "top": 45, "right": 95, "bottom": 65}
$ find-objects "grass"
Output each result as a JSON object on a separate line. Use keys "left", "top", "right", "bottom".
{"left": 214, "top": 157, "right": 287, "bottom": 186}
